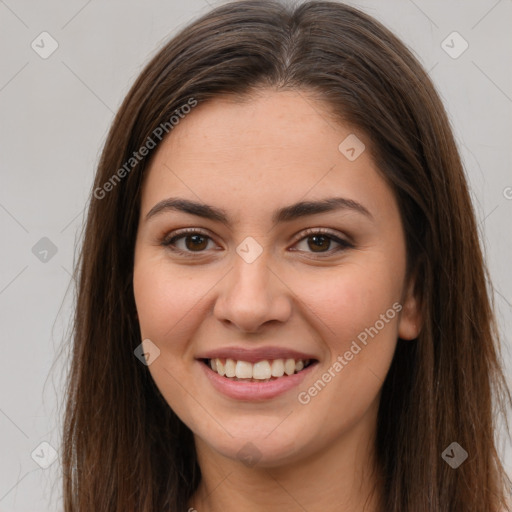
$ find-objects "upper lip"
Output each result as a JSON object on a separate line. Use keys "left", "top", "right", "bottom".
{"left": 196, "top": 346, "right": 318, "bottom": 364}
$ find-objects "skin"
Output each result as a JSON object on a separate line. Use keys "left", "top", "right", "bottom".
{"left": 133, "top": 89, "right": 422, "bottom": 512}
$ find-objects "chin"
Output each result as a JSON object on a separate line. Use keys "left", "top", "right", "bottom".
{"left": 194, "top": 419, "right": 320, "bottom": 469}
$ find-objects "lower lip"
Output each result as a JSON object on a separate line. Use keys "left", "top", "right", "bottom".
{"left": 198, "top": 360, "right": 317, "bottom": 401}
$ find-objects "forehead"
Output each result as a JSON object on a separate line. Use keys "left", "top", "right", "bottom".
{"left": 154, "top": 90, "right": 347, "bottom": 166}
{"left": 139, "top": 90, "right": 395, "bottom": 225}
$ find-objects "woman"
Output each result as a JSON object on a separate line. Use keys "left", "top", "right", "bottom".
{"left": 62, "top": 1, "right": 511, "bottom": 510}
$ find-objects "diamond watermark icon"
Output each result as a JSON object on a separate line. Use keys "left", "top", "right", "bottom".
{"left": 236, "top": 236, "right": 263, "bottom": 264}
{"left": 441, "top": 441, "right": 468, "bottom": 469}
{"left": 32, "top": 237, "right": 58, "bottom": 263}
{"left": 31, "top": 441, "right": 58, "bottom": 469}
{"left": 441, "top": 31, "right": 468, "bottom": 59}
{"left": 338, "top": 134, "right": 365, "bottom": 161}
{"left": 31, "top": 31, "right": 59, "bottom": 59}
{"left": 237, "top": 441, "right": 262, "bottom": 467}
{"left": 134, "top": 338, "right": 161, "bottom": 366}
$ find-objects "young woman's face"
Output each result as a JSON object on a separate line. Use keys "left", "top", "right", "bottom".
{"left": 133, "top": 90, "right": 420, "bottom": 468}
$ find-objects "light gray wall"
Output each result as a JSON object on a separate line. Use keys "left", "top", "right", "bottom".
{"left": 0, "top": 0, "right": 510, "bottom": 509}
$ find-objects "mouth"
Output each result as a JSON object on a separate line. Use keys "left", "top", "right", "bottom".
{"left": 201, "top": 357, "right": 318, "bottom": 382}
{"left": 196, "top": 348, "right": 320, "bottom": 400}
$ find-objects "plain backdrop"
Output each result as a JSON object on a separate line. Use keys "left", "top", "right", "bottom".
{"left": 0, "top": 0, "right": 511, "bottom": 509}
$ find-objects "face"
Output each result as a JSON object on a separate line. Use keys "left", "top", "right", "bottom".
{"left": 133, "top": 89, "right": 421, "bottom": 468}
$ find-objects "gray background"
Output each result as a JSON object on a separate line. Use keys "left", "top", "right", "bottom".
{"left": 0, "top": 0, "right": 511, "bottom": 509}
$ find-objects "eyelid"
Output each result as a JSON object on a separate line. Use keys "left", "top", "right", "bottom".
{"left": 289, "top": 227, "right": 352, "bottom": 246}
{"left": 161, "top": 227, "right": 221, "bottom": 254}
{"left": 163, "top": 227, "right": 214, "bottom": 241}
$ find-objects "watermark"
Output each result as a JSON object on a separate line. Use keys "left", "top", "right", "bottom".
{"left": 236, "top": 441, "right": 263, "bottom": 467}
{"left": 134, "top": 338, "right": 161, "bottom": 366}
{"left": 338, "top": 133, "right": 366, "bottom": 161}
{"left": 31, "top": 441, "right": 58, "bottom": 469}
{"left": 297, "top": 302, "right": 402, "bottom": 405}
{"left": 441, "top": 442, "right": 468, "bottom": 469}
{"left": 236, "top": 236, "right": 264, "bottom": 263}
{"left": 32, "top": 236, "right": 58, "bottom": 263}
{"left": 94, "top": 97, "right": 198, "bottom": 200}
{"left": 31, "top": 31, "right": 59, "bottom": 59}
{"left": 441, "top": 31, "right": 469, "bottom": 59}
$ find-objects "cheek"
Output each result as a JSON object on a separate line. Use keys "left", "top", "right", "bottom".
{"left": 294, "top": 261, "right": 403, "bottom": 351}
{"left": 132, "top": 259, "right": 208, "bottom": 427}
{"left": 293, "top": 266, "right": 401, "bottom": 432}
{"left": 133, "top": 259, "right": 203, "bottom": 345}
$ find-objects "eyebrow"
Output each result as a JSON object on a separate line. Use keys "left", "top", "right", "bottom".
{"left": 144, "top": 196, "right": 373, "bottom": 225}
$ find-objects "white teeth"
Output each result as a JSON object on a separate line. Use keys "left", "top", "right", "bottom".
{"left": 216, "top": 359, "right": 225, "bottom": 376}
{"left": 270, "top": 359, "right": 285, "bottom": 377}
{"left": 252, "top": 360, "right": 272, "bottom": 380}
{"left": 225, "top": 358, "right": 236, "bottom": 378}
{"left": 209, "top": 357, "right": 311, "bottom": 380}
{"left": 284, "top": 358, "right": 295, "bottom": 375}
{"left": 235, "top": 360, "right": 253, "bottom": 379}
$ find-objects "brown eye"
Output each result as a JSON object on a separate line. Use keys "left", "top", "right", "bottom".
{"left": 307, "top": 235, "right": 332, "bottom": 252}
{"left": 162, "top": 230, "right": 216, "bottom": 254}
{"left": 292, "top": 230, "right": 352, "bottom": 256}
{"left": 184, "top": 234, "right": 208, "bottom": 251}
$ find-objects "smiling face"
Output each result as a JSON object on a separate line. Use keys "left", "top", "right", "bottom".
{"left": 133, "top": 89, "right": 421, "bottom": 469}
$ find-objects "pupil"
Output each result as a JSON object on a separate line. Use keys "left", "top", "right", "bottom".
{"left": 186, "top": 235, "right": 207, "bottom": 251}
{"left": 308, "top": 235, "right": 330, "bottom": 252}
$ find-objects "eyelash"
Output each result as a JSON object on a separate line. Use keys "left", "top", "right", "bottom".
{"left": 160, "top": 227, "right": 353, "bottom": 258}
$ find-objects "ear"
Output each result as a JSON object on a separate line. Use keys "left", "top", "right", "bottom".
{"left": 398, "top": 274, "right": 423, "bottom": 340}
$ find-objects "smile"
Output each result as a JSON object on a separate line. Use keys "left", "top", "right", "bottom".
{"left": 199, "top": 357, "right": 319, "bottom": 401}
{"left": 204, "top": 358, "right": 315, "bottom": 381}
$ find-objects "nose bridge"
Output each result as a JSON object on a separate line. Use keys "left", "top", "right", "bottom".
{"left": 213, "top": 246, "right": 291, "bottom": 332}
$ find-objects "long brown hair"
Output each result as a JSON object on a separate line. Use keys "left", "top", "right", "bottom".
{"left": 62, "top": 1, "right": 511, "bottom": 510}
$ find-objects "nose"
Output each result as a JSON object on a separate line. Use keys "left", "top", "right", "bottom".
{"left": 213, "top": 252, "right": 292, "bottom": 334}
